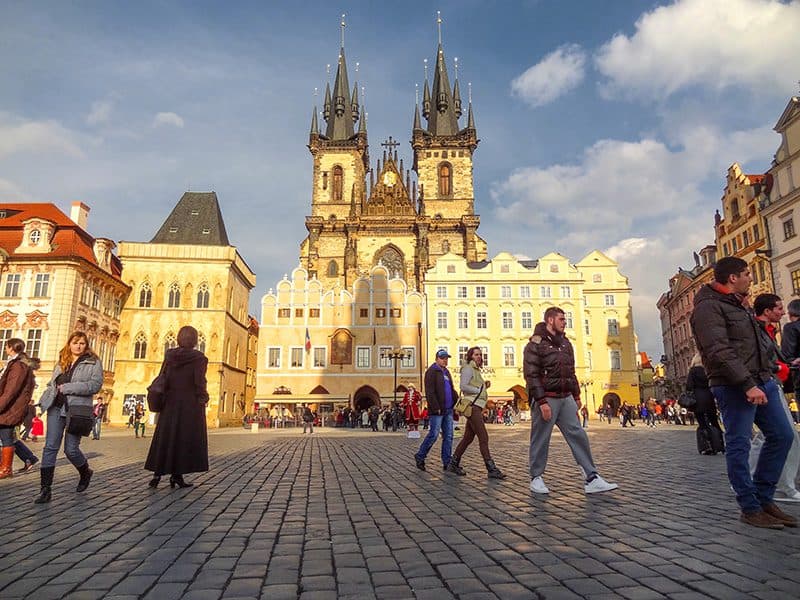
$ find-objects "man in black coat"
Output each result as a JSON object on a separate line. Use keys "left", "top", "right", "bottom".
{"left": 414, "top": 349, "right": 457, "bottom": 472}
{"left": 691, "top": 257, "right": 795, "bottom": 529}
{"left": 781, "top": 298, "right": 800, "bottom": 395}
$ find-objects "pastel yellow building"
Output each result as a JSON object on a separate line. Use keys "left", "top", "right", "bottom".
{"left": 114, "top": 192, "right": 256, "bottom": 427}
{"left": 424, "top": 251, "right": 640, "bottom": 414}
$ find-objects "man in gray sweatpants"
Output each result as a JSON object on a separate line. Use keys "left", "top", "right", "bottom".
{"left": 523, "top": 307, "right": 618, "bottom": 495}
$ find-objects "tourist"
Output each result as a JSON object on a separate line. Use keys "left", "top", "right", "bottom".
{"left": 414, "top": 349, "right": 457, "bottom": 472}
{"left": 0, "top": 338, "right": 37, "bottom": 479}
{"left": 686, "top": 353, "right": 724, "bottom": 455}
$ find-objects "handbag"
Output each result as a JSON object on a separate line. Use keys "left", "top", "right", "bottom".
{"left": 66, "top": 404, "right": 95, "bottom": 437}
{"left": 454, "top": 383, "right": 484, "bottom": 418}
{"left": 146, "top": 362, "right": 169, "bottom": 413}
{"left": 677, "top": 391, "right": 696, "bottom": 409}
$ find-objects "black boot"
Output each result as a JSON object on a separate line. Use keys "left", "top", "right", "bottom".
{"left": 446, "top": 456, "right": 466, "bottom": 476}
{"left": 485, "top": 458, "right": 506, "bottom": 480}
{"left": 34, "top": 466, "right": 55, "bottom": 504}
{"left": 76, "top": 462, "right": 93, "bottom": 492}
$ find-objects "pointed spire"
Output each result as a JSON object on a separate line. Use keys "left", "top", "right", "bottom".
{"left": 413, "top": 103, "right": 422, "bottom": 130}
{"left": 467, "top": 82, "right": 476, "bottom": 130}
{"left": 426, "top": 13, "right": 459, "bottom": 136}
{"left": 358, "top": 104, "right": 367, "bottom": 134}
{"left": 351, "top": 83, "right": 360, "bottom": 122}
{"left": 310, "top": 106, "right": 319, "bottom": 135}
{"left": 422, "top": 78, "right": 431, "bottom": 119}
{"left": 323, "top": 83, "right": 331, "bottom": 122}
{"left": 326, "top": 47, "right": 355, "bottom": 139}
{"left": 453, "top": 79, "right": 462, "bottom": 119}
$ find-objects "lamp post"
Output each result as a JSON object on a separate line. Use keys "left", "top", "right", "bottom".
{"left": 382, "top": 348, "right": 408, "bottom": 406}
{"left": 581, "top": 379, "right": 594, "bottom": 414}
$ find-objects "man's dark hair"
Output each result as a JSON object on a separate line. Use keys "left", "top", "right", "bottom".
{"left": 177, "top": 325, "right": 199, "bottom": 349}
{"left": 543, "top": 306, "right": 565, "bottom": 321}
{"left": 753, "top": 293, "right": 782, "bottom": 316}
{"left": 788, "top": 299, "right": 800, "bottom": 318}
{"left": 713, "top": 256, "right": 748, "bottom": 284}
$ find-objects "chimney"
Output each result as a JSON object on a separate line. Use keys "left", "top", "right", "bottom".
{"left": 70, "top": 201, "right": 90, "bottom": 230}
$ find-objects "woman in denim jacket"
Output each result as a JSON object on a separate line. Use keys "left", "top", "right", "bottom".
{"left": 35, "top": 331, "right": 103, "bottom": 504}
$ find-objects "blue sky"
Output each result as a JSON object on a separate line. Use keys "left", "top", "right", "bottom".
{"left": 2, "top": 0, "right": 799, "bottom": 358}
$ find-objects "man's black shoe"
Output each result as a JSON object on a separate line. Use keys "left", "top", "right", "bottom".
{"left": 414, "top": 456, "right": 426, "bottom": 471}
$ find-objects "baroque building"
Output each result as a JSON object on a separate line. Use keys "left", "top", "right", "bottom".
{"left": 0, "top": 202, "right": 130, "bottom": 407}
{"left": 114, "top": 192, "right": 256, "bottom": 427}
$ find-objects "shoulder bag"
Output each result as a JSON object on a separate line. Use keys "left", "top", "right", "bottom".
{"left": 455, "top": 383, "right": 484, "bottom": 418}
{"left": 677, "top": 391, "right": 696, "bottom": 409}
{"left": 66, "top": 403, "right": 95, "bottom": 437}
{"left": 146, "top": 362, "right": 170, "bottom": 413}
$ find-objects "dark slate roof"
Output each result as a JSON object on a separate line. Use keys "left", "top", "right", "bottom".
{"left": 519, "top": 260, "right": 539, "bottom": 269}
{"left": 151, "top": 192, "right": 230, "bottom": 246}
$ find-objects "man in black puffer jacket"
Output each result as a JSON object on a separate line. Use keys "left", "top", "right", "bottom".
{"left": 523, "top": 307, "right": 617, "bottom": 495}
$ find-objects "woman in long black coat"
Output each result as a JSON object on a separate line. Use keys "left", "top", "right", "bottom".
{"left": 686, "top": 353, "right": 725, "bottom": 455}
{"left": 145, "top": 325, "right": 209, "bottom": 489}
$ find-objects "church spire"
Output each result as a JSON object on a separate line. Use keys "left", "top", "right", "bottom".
{"left": 310, "top": 106, "right": 319, "bottom": 136}
{"left": 426, "top": 14, "right": 459, "bottom": 136}
{"left": 325, "top": 15, "right": 356, "bottom": 140}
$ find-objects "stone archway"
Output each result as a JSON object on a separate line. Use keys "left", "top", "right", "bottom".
{"left": 354, "top": 385, "right": 380, "bottom": 411}
{"left": 602, "top": 392, "right": 621, "bottom": 416}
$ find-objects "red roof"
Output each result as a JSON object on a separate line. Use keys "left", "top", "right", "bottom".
{"left": 746, "top": 174, "right": 765, "bottom": 184}
{"left": 639, "top": 351, "right": 653, "bottom": 369}
{"left": 0, "top": 203, "right": 123, "bottom": 277}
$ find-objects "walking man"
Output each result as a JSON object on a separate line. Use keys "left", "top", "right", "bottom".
{"left": 691, "top": 257, "right": 795, "bottom": 528}
{"left": 782, "top": 298, "right": 800, "bottom": 399}
{"left": 92, "top": 397, "right": 105, "bottom": 440}
{"left": 414, "top": 349, "right": 457, "bottom": 472}
{"left": 524, "top": 307, "right": 618, "bottom": 495}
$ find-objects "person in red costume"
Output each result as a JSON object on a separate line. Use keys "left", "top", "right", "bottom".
{"left": 403, "top": 384, "right": 422, "bottom": 431}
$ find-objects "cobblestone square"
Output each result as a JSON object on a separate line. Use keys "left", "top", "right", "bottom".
{"left": 2, "top": 423, "right": 799, "bottom": 599}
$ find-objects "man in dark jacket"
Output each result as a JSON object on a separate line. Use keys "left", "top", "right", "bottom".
{"left": 781, "top": 298, "right": 800, "bottom": 394}
{"left": 414, "top": 349, "right": 457, "bottom": 472}
{"left": 691, "top": 257, "right": 795, "bottom": 529}
{"left": 524, "top": 307, "right": 617, "bottom": 495}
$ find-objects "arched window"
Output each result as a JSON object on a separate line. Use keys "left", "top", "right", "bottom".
{"left": 441, "top": 240, "right": 450, "bottom": 253}
{"left": 163, "top": 332, "right": 177, "bottom": 355}
{"left": 438, "top": 162, "right": 452, "bottom": 196}
{"left": 168, "top": 283, "right": 181, "bottom": 308}
{"left": 196, "top": 283, "right": 210, "bottom": 308}
{"left": 139, "top": 283, "right": 152, "bottom": 307}
{"left": 197, "top": 333, "right": 206, "bottom": 354}
{"left": 327, "top": 260, "right": 339, "bottom": 277}
{"left": 376, "top": 247, "right": 404, "bottom": 278}
{"left": 133, "top": 332, "right": 147, "bottom": 359}
{"left": 332, "top": 165, "right": 343, "bottom": 202}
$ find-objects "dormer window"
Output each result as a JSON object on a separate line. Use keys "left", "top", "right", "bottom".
{"left": 202, "top": 228, "right": 210, "bottom": 235}
{"left": 169, "top": 227, "right": 178, "bottom": 233}
{"left": 29, "top": 230, "right": 41, "bottom": 245}
{"left": 191, "top": 210, "right": 199, "bottom": 216}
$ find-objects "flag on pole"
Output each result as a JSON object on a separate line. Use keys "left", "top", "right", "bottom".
{"left": 305, "top": 328, "right": 311, "bottom": 352}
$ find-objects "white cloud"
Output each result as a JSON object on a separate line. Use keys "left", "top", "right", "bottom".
{"left": 0, "top": 114, "right": 84, "bottom": 159}
{"left": 0, "top": 177, "right": 24, "bottom": 198}
{"left": 87, "top": 100, "right": 113, "bottom": 126}
{"left": 595, "top": 0, "right": 800, "bottom": 99}
{"left": 153, "top": 112, "right": 185, "bottom": 128}
{"left": 604, "top": 237, "right": 653, "bottom": 262}
{"left": 511, "top": 44, "right": 586, "bottom": 107}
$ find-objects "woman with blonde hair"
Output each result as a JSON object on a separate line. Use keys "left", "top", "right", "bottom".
{"left": 36, "top": 331, "right": 103, "bottom": 503}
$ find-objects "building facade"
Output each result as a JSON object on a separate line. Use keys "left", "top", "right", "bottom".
{"left": 763, "top": 96, "right": 800, "bottom": 300}
{"left": 424, "top": 251, "right": 640, "bottom": 414}
{"left": 114, "top": 192, "right": 256, "bottom": 427}
{"left": 0, "top": 202, "right": 130, "bottom": 406}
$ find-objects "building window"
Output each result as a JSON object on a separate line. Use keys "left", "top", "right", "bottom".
{"left": 313, "top": 347, "right": 327, "bottom": 368}
{"left": 391, "top": 308, "right": 401, "bottom": 318}
{"left": 447, "top": 265, "right": 456, "bottom": 273}
{"left": 502, "top": 311, "right": 513, "bottom": 329}
{"left": 442, "top": 240, "right": 450, "bottom": 253}
{"left": 196, "top": 283, "right": 210, "bottom": 308}
{"left": 457, "top": 311, "right": 468, "bottom": 329}
{"left": 438, "top": 162, "right": 452, "bottom": 196}
{"left": 723, "top": 243, "right": 729, "bottom": 256}
{"left": 33, "top": 273, "right": 50, "bottom": 297}
{"left": 436, "top": 285, "right": 447, "bottom": 298}
{"left": 604, "top": 294, "right": 615, "bottom": 306}
{"left": 592, "top": 273, "right": 602, "bottom": 283}
{"left": 295, "top": 308, "right": 304, "bottom": 317}
{"left": 784, "top": 219, "right": 796, "bottom": 240}
{"left": 0, "top": 329, "right": 13, "bottom": 350}
{"left": 356, "top": 347, "right": 371, "bottom": 368}
{"left": 437, "top": 311, "right": 448, "bottom": 329}
{"left": 197, "top": 333, "right": 206, "bottom": 354}
{"left": 753, "top": 224, "right": 760, "bottom": 241}
{"left": 608, "top": 319, "right": 619, "bottom": 336}
{"left": 375, "top": 308, "right": 386, "bottom": 318}
{"left": 503, "top": 345, "right": 515, "bottom": 367}
{"left": 584, "top": 319, "right": 590, "bottom": 335}
{"left": 26, "top": 329, "right": 42, "bottom": 358}
{"left": 310, "top": 308, "right": 320, "bottom": 318}
{"left": 332, "top": 165, "right": 343, "bottom": 202}
{"left": 80, "top": 282, "right": 89, "bottom": 305}
{"left": 522, "top": 311, "right": 532, "bottom": 330}
{"left": 560, "top": 286, "right": 571, "bottom": 298}
{"left": 168, "top": 283, "right": 181, "bottom": 308}
{"left": 133, "top": 333, "right": 147, "bottom": 359}
{"left": 520, "top": 286, "right": 531, "bottom": 298}
{"left": 267, "top": 347, "right": 281, "bottom": 368}
{"left": 732, "top": 237, "right": 739, "bottom": 252}
{"left": 792, "top": 269, "right": 800, "bottom": 295}
{"left": 90, "top": 287, "right": 100, "bottom": 309}
{"left": 3, "top": 274, "right": 20, "bottom": 297}
{"left": 327, "top": 260, "right": 338, "bottom": 277}
{"left": 501, "top": 264, "right": 510, "bottom": 273}
{"left": 401, "top": 347, "right": 415, "bottom": 368}
{"left": 475, "top": 285, "right": 486, "bottom": 298}
{"left": 479, "top": 346, "right": 489, "bottom": 367}
{"left": 476, "top": 311, "right": 487, "bottom": 329}
{"left": 610, "top": 350, "right": 621, "bottom": 371}
{"left": 378, "top": 346, "right": 392, "bottom": 368}
{"left": 359, "top": 308, "right": 368, "bottom": 318}
{"left": 458, "top": 345, "right": 469, "bottom": 364}
{"left": 457, "top": 285, "right": 467, "bottom": 299}
{"left": 501, "top": 285, "right": 511, "bottom": 298}
{"left": 139, "top": 283, "right": 152, "bottom": 307}
{"left": 290, "top": 347, "right": 303, "bottom": 368}
{"left": 540, "top": 286, "right": 551, "bottom": 298}
{"left": 742, "top": 230, "right": 749, "bottom": 247}
{"left": 163, "top": 332, "right": 177, "bottom": 355}
{"left": 278, "top": 308, "right": 290, "bottom": 318}
{"left": 29, "top": 229, "right": 41, "bottom": 245}
{"left": 565, "top": 311, "right": 574, "bottom": 329}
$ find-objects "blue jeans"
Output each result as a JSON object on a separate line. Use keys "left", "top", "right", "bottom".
{"left": 14, "top": 440, "right": 37, "bottom": 463}
{"left": 415, "top": 409, "right": 454, "bottom": 468}
{"left": 41, "top": 407, "right": 87, "bottom": 469}
{"left": 92, "top": 418, "right": 102, "bottom": 439}
{"left": 712, "top": 379, "right": 794, "bottom": 512}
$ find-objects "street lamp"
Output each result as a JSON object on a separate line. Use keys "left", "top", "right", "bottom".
{"left": 581, "top": 379, "right": 594, "bottom": 414}
{"left": 381, "top": 348, "right": 408, "bottom": 406}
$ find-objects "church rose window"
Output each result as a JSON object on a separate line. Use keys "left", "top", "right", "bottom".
{"left": 376, "top": 247, "right": 403, "bottom": 278}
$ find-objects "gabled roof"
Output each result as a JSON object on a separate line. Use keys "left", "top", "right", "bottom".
{"left": 774, "top": 96, "right": 800, "bottom": 132}
{"left": 0, "top": 203, "right": 123, "bottom": 276}
{"left": 151, "top": 192, "right": 230, "bottom": 246}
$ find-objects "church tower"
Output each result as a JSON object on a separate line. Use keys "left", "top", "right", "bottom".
{"left": 411, "top": 16, "right": 486, "bottom": 263}
{"left": 302, "top": 16, "right": 369, "bottom": 287}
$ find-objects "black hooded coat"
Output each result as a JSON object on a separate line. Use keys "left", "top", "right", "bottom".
{"left": 145, "top": 347, "right": 210, "bottom": 475}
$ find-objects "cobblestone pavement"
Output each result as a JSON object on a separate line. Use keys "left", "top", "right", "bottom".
{"left": 2, "top": 423, "right": 800, "bottom": 600}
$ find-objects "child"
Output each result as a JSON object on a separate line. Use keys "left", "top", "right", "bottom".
{"left": 31, "top": 413, "right": 44, "bottom": 442}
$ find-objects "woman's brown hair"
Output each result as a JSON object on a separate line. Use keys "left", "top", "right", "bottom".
{"left": 177, "top": 325, "right": 199, "bottom": 349}
{"left": 58, "top": 331, "right": 96, "bottom": 371}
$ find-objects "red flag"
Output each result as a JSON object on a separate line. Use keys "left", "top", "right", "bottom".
{"left": 305, "top": 328, "right": 311, "bottom": 352}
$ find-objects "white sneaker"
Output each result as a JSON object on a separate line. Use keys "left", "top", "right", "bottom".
{"left": 530, "top": 476, "right": 550, "bottom": 494}
{"left": 774, "top": 489, "right": 800, "bottom": 503}
{"left": 585, "top": 475, "right": 618, "bottom": 494}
